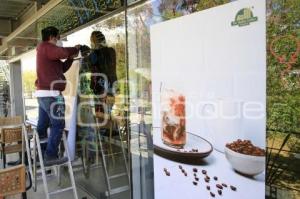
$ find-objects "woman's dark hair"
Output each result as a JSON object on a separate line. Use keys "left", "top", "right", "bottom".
{"left": 41, "top": 26, "right": 59, "bottom": 41}
{"left": 91, "top": 31, "right": 106, "bottom": 44}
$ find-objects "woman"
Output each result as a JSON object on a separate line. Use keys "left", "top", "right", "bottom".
{"left": 76, "top": 31, "right": 117, "bottom": 174}
{"left": 89, "top": 30, "right": 117, "bottom": 114}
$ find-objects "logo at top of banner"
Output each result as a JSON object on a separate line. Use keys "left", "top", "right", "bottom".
{"left": 231, "top": 8, "right": 258, "bottom": 27}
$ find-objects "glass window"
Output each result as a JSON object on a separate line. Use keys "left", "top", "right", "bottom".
{"left": 21, "top": 51, "right": 38, "bottom": 121}
{"left": 266, "top": 0, "right": 300, "bottom": 197}
{"left": 126, "top": 1, "right": 234, "bottom": 198}
{"left": 6, "top": 0, "right": 299, "bottom": 198}
{"left": 62, "top": 11, "right": 130, "bottom": 199}
{"left": 37, "top": 0, "right": 124, "bottom": 36}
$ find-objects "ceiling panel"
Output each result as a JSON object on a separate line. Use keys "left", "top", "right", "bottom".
{"left": 0, "top": 0, "right": 34, "bottom": 19}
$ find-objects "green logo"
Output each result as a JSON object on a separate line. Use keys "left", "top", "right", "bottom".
{"left": 231, "top": 8, "right": 258, "bottom": 27}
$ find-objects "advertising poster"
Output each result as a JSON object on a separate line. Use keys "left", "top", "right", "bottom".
{"left": 151, "top": 0, "right": 266, "bottom": 198}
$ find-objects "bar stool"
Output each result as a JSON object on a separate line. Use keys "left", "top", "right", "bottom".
{"left": 0, "top": 116, "right": 23, "bottom": 166}
{"left": 0, "top": 164, "right": 27, "bottom": 199}
{"left": 94, "top": 95, "right": 118, "bottom": 166}
{"left": 0, "top": 125, "right": 24, "bottom": 168}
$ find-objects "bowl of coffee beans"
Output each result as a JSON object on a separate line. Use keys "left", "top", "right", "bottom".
{"left": 225, "top": 139, "right": 265, "bottom": 176}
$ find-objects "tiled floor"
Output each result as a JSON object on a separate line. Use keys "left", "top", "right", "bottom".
{"left": 2, "top": 146, "right": 130, "bottom": 199}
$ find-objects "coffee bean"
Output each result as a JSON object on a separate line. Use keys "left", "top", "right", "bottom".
{"left": 165, "top": 171, "right": 170, "bottom": 176}
{"left": 206, "top": 185, "right": 210, "bottom": 190}
{"left": 216, "top": 184, "right": 223, "bottom": 189}
{"left": 230, "top": 185, "right": 237, "bottom": 191}
{"left": 193, "top": 181, "right": 198, "bottom": 185}
{"left": 193, "top": 168, "right": 198, "bottom": 172}
{"left": 205, "top": 178, "right": 210, "bottom": 183}
{"left": 202, "top": 170, "right": 207, "bottom": 174}
{"left": 222, "top": 183, "right": 228, "bottom": 188}
{"left": 218, "top": 190, "right": 222, "bottom": 195}
{"left": 179, "top": 165, "right": 183, "bottom": 170}
{"left": 206, "top": 176, "right": 210, "bottom": 180}
{"left": 213, "top": 176, "right": 218, "bottom": 181}
{"left": 181, "top": 169, "right": 185, "bottom": 173}
{"left": 195, "top": 177, "right": 199, "bottom": 181}
{"left": 163, "top": 168, "right": 167, "bottom": 172}
{"left": 184, "top": 172, "right": 187, "bottom": 176}
{"left": 194, "top": 173, "right": 197, "bottom": 177}
{"left": 210, "top": 192, "right": 215, "bottom": 197}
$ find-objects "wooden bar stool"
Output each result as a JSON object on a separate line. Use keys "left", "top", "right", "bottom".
{"left": 0, "top": 116, "right": 22, "bottom": 126}
{"left": 0, "top": 116, "right": 23, "bottom": 166}
{"left": 0, "top": 125, "right": 24, "bottom": 168}
{"left": 0, "top": 164, "right": 27, "bottom": 199}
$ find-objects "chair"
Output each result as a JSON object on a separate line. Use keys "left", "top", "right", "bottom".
{"left": 0, "top": 164, "right": 27, "bottom": 199}
{"left": 0, "top": 116, "right": 22, "bottom": 126}
{"left": 0, "top": 125, "right": 24, "bottom": 168}
{"left": 0, "top": 116, "right": 32, "bottom": 167}
{"left": 94, "top": 97, "right": 130, "bottom": 197}
{"left": 0, "top": 116, "right": 23, "bottom": 155}
{"left": 94, "top": 96, "right": 119, "bottom": 164}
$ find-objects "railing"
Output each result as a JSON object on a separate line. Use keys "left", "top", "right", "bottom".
{"left": 266, "top": 128, "right": 300, "bottom": 199}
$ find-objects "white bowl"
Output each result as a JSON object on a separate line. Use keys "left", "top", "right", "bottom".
{"left": 225, "top": 146, "right": 265, "bottom": 176}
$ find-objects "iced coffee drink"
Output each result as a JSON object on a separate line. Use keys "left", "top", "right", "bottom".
{"left": 161, "top": 89, "right": 186, "bottom": 148}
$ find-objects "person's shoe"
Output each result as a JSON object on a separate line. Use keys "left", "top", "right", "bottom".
{"left": 44, "top": 156, "right": 68, "bottom": 167}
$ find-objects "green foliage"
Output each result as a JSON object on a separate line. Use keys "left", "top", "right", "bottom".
{"left": 23, "top": 71, "right": 36, "bottom": 94}
{"left": 267, "top": 0, "right": 300, "bottom": 133}
{"left": 37, "top": 0, "right": 123, "bottom": 37}
{"left": 196, "top": 0, "right": 230, "bottom": 11}
{"left": 79, "top": 73, "right": 94, "bottom": 95}
{"left": 266, "top": 0, "right": 300, "bottom": 192}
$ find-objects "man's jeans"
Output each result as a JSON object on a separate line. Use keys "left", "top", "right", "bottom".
{"left": 37, "top": 95, "right": 65, "bottom": 158}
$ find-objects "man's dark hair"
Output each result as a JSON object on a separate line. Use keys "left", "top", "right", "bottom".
{"left": 41, "top": 26, "right": 59, "bottom": 41}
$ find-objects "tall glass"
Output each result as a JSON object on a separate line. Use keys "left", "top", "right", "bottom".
{"left": 161, "top": 87, "right": 186, "bottom": 148}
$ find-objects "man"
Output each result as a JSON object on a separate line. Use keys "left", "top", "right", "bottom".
{"left": 35, "top": 26, "right": 80, "bottom": 166}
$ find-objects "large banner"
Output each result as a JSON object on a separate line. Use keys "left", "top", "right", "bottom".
{"left": 151, "top": 0, "right": 266, "bottom": 198}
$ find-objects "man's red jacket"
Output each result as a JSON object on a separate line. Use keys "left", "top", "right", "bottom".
{"left": 35, "top": 42, "right": 79, "bottom": 91}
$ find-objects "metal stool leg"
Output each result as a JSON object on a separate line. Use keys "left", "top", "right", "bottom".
{"left": 97, "top": 123, "right": 111, "bottom": 199}
{"left": 3, "top": 151, "right": 6, "bottom": 168}
{"left": 23, "top": 125, "right": 33, "bottom": 185}
{"left": 32, "top": 132, "right": 37, "bottom": 192}
{"left": 22, "top": 192, "right": 27, "bottom": 199}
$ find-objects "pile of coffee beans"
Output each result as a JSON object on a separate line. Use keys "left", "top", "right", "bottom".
{"left": 226, "top": 139, "right": 265, "bottom": 156}
{"left": 163, "top": 165, "right": 238, "bottom": 198}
